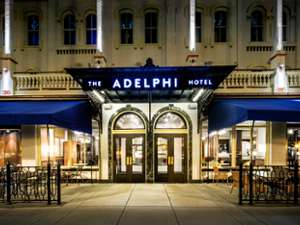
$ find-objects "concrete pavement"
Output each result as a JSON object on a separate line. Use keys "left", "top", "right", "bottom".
{"left": 0, "top": 184, "right": 299, "bottom": 225}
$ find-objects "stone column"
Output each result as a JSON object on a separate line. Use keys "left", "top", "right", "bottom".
{"left": 1, "top": 0, "right": 15, "bottom": 96}
{"left": 94, "top": 0, "right": 106, "bottom": 68}
{"left": 269, "top": 122, "right": 287, "bottom": 165}
{"left": 231, "top": 127, "right": 237, "bottom": 167}
{"left": 271, "top": 0, "right": 288, "bottom": 94}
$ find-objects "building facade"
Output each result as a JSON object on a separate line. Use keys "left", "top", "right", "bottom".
{"left": 0, "top": 0, "right": 300, "bottom": 182}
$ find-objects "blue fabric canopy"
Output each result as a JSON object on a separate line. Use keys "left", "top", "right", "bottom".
{"left": 208, "top": 98, "right": 300, "bottom": 132}
{"left": 0, "top": 100, "right": 92, "bottom": 133}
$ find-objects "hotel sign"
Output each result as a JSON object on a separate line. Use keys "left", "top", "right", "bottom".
{"left": 66, "top": 66, "right": 235, "bottom": 91}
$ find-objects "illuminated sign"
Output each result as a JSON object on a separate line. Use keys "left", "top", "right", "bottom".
{"left": 67, "top": 66, "right": 236, "bottom": 91}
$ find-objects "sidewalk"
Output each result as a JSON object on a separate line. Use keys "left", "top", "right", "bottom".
{"left": 0, "top": 184, "right": 299, "bottom": 225}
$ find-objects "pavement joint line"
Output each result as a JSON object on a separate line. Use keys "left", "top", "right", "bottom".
{"left": 163, "top": 184, "right": 181, "bottom": 225}
{"left": 114, "top": 184, "right": 136, "bottom": 225}
{"left": 202, "top": 184, "right": 269, "bottom": 225}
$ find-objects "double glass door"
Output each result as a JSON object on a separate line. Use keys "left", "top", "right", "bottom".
{"left": 155, "top": 134, "right": 187, "bottom": 183}
{"left": 114, "top": 134, "right": 145, "bottom": 182}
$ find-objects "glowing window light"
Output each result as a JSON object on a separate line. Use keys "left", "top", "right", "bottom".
{"left": 4, "top": 0, "right": 11, "bottom": 54}
{"left": 96, "top": 0, "right": 103, "bottom": 52}
{"left": 189, "top": 0, "right": 196, "bottom": 52}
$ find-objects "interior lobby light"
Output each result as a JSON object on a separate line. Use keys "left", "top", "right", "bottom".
{"left": 192, "top": 89, "right": 204, "bottom": 102}
{"left": 93, "top": 90, "right": 105, "bottom": 103}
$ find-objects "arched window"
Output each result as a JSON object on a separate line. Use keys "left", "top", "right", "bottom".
{"left": 145, "top": 11, "right": 158, "bottom": 44}
{"left": 64, "top": 14, "right": 76, "bottom": 45}
{"left": 114, "top": 113, "right": 145, "bottom": 130}
{"left": 214, "top": 10, "right": 227, "bottom": 42}
{"left": 155, "top": 112, "right": 186, "bottom": 129}
{"left": 120, "top": 12, "right": 133, "bottom": 44}
{"left": 86, "top": 14, "right": 97, "bottom": 45}
{"left": 196, "top": 11, "right": 202, "bottom": 43}
{"left": 27, "top": 15, "right": 39, "bottom": 46}
{"left": 251, "top": 10, "right": 264, "bottom": 42}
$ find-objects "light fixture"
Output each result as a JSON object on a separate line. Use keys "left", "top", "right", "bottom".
{"left": 93, "top": 90, "right": 105, "bottom": 103}
{"left": 192, "top": 89, "right": 204, "bottom": 102}
{"left": 209, "top": 131, "right": 217, "bottom": 137}
{"left": 288, "top": 129, "right": 294, "bottom": 135}
{"left": 218, "top": 129, "right": 227, "bottom": 136}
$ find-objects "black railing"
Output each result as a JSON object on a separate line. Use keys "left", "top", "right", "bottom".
{"left": 239, "top": 162, "right": 299, "bottom": 205}
{"left": 61, "top": 165, "right": 100, "bottom": 184}
{"left": 0, "top": 163, "right": 61, "bottom": 205}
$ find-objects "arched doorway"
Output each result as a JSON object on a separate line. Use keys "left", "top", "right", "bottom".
{"left": 111, "top": 112, "right": 146, "bottom": 182}
{"left": 154, "top": 111, "right": 188, "bottom": 183}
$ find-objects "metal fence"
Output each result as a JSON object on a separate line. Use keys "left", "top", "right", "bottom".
{"left": 239, "top": 162, "right": 299, "bottom": 205}
{"left": 0, "top": 163, "right": 61, "bottom": 205}
{"left": 61, "top": 166, "right": 100, "bottom": 184}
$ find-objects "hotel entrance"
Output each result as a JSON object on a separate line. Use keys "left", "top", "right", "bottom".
{"left": 154, "top": 112, "right": 188, "bottom": 183}
{"left": 112, "top": 112, "right": 146, "bottom": 183}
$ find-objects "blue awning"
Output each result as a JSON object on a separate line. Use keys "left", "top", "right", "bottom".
{"left": 208, "top": 99, "right": 300, "bottom": 132}
{"left": 0, "top": 100, "right": 92, "bottom": 133}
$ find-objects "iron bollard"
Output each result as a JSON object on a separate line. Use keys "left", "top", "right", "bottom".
{"left": 57, "top": 164, "right": 61, "bottom": 205}
{"left": 47, "top": 163, "right": 51, "bottom": 205}
{"left": 239, "top": 163, "right": 243, "bottom": 205}
{"left": 6, "top": 163, "right": 11, "bottom": 204}
{"left": 249, "top": 162, "right": 253, "bottom": 205}
{"left": 294, "top": 160, "right": 299, "bottom": 205}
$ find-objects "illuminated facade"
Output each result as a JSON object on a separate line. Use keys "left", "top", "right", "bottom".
{"left": 0, "top": 0, "right": 300, "bottom": 182}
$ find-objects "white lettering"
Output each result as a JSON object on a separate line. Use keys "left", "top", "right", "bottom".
{"left": 144, "top": 78, "right": 150, "bottom": 88}
{"left": 174, "top": 78, "right": 178, "bottom": 88}
{"left": 135, "top": 78, "right": 141, "bottom": 88}
{"left": 124, "top": 79, "right": 132, "bottom": 88}
{"left": 162, "top": 78, "right": 172, "bottom": 88}
{"left": 153, "top": 78, "right": 160, "bottom": 88}
{"left": 112, "top": 79, "right": 121, "bottom": 88}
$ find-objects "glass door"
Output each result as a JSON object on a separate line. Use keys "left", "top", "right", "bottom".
{"left": 114, "top": 134, "right": 145, "bottom": 182}
{"left": 155, "top": 134, "right": 187, "bottom": 183}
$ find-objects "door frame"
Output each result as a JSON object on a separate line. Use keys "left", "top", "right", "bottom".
{"left": 154, "top": 133, "right": 188, "bottom": 183}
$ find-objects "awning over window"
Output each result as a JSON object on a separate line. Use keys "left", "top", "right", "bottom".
{"left": 0, "top": 100, "right": 92, "bottom": 133}
{"left": 208, "top": 99, "right": 300, "bottom": 132}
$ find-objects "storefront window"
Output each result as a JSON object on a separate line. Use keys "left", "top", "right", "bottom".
{"left": 287, "top": 126, "right": 300, "bottom": 164}
{"left": 0, "top": 129, "right": 21, "bottom": 167}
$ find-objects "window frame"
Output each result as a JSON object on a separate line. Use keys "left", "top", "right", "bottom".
{"left": 214, "top": 10, "right": 228, "bottom": 43}
{"left": 63, "top": 13, "right": 76, "bottom": 45}
{"left": 250, "top": 10, "right": 264, "bottom": 42}
{"left": 27, "top": 14, "right": 40, "bottom": 46}
{"left": 119, "top": 10, "right": 134, "bottom": 45}
{"left": 144, "top": 10, "right": 159, "bottom": 44}
{"left": 85, "top": 13, "right": 97, "bottom": 45}
{"left": 196, "top": 10, "right": 202, "bottom": 43}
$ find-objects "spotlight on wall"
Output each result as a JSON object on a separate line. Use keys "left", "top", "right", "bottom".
{"left": 192, "top": 89, "right": 204, "bottom": 102}
{"left": 92, "top": 90, "right": 105, "bottom": 103}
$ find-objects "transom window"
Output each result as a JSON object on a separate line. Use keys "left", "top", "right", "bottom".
{"left": 86, "top": 14, "right": 97, "bottom": 45}
{"left": 27, "top": 15, "right": 39, "bottom": 46}
{"left": 155, "top": 112, "right": 186, "bottom": 129}
{"left": 114, "top": 113, "right": 145, "bottom": 130}
{"left": 251, "top": 10, "right": 264, "bottom": 42}
{"left": 145, "top": 11, "right": 158, "bottom": 44}
{"left": 64, "top": 14, "right": 76, "bottom": 45}
{"left": 196, "top": 11, "right": 202, "bottom": 43}
{"left": 120, "top": 12, "right": 133, "bottom": 44}
{"left": 214, "top": 10, "right": 227, "bottom": 42}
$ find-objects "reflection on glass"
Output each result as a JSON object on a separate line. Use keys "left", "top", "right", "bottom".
{"left": 115, "top": 113, "right": 145, "bottom": 130}
{"left": 157, "top": 137, "right": 168, "bottom": 173}
{"left": 174, "top": 137, "right": 183, "bottom": 173}
{"left": 132, "top": 137, "right": 143, "bottom": 173}
{"left": 116, "top": 137, "right": 127, "bottom": 173}
{"left": 156, "top": 112, "right": 186, "bottom": 129}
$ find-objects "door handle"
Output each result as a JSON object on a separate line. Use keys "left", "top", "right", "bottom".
{"left": 130, "top": 157, "right": 133, "bottom": 165}
{"left": 126, "top": 157, "right": 130, "bottom": 165}
{"left": 167, "top": 156, "right": 170, "bottom": 165}
{"left": 171, "top": 156, "right": 174, "bottom": 165}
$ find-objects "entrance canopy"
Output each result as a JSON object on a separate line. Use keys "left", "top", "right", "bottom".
{"left": 208, "top": 98, "right": 300, "bottom": 132}
{"left": 0, "top": 100, "right": 92, "bottom": 133}
{"left": 66, "top": 66, "right": 235, "bottom": 102}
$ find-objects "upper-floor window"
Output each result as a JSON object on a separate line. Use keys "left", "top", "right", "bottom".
{"left": 214, "top": 10, "right": 227, "bottom": 42}
{"left": 27, "top": 15, "right": 39, "bottom": 46}
{"left": 120, "top": 12, "right": 133, "bottom": 44}
{"left": 1, "top": 17, "right": 4, "bottom": 46}
{"left": 145, "top": 11, "right": 158, "bottom": 44}
{"left": 86, "top": 14, "right": 97, "bottom": 45}
{"left": 283, "top": 11, "right": 288, "bottom": 42}
{"left": 64, "top": 14, "right": 76, "bottom": 45}
{"left": 251, "top": 10, "right": 264, "bottom": 42}
{"left": 196, "top": 11, "right": 202, "bottom": 43}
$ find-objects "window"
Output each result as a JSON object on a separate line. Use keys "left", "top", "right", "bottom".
{"left": 27, "top": 15, "right": 39, "bottom": 46}
{"left": 120, "top": 12, "right": 133, "bottom": 44}
{"left": 196, "top": 11, "right": 202, "bottom": 43}
{"left": 283, "top": 11, "right": 288, "bottom": 42}
{"left": 145, "top": 11, "right": 158, "bottom": 44}
{"left": 155, "top": 112, "right": 186, "bottom": 129}
{"left": 251, "top": 10, "right": 264, "bottom": 42}
{"left": 64, "top": 14, "right": 76, "bottom": 45}
{"left": 1, "top": 17, "right": 4, "bottom": 46}
{"left": 114, "top": 113, "right": 145, "bottom": 130}
{"left": 214, "top": 11, "right": 227, "bottom": 42}
{"left": 86, "top": 14, "right": 97, "bottom": 45}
